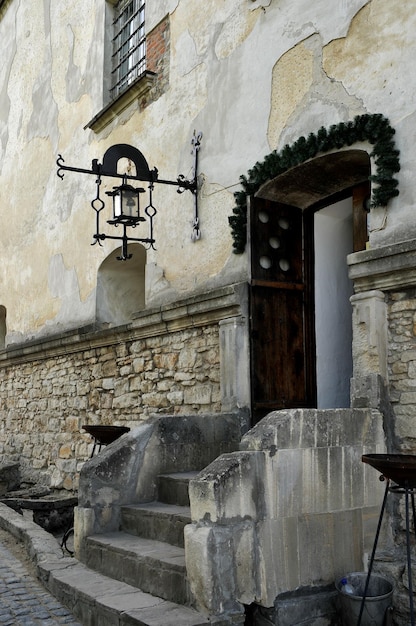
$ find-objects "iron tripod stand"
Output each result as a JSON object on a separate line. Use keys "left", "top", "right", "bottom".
{"left": 357, "top": 478, "right": 415, "bottom": 626}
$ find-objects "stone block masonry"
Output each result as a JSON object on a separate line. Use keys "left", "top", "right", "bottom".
{"left": 0, "top": 325, "right": 220, "bottom": 491}
{"left": 387, "top": 288, "right": 416, "bottom": 450}
{"left": 0, "top": 283, "right": 249, "bottom": 492}
{"left": 0, "top": 286, "right": 245, "bottom": 491}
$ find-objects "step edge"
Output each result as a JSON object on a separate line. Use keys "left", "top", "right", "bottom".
{"left": 39, "top": 559, "right": 209, "bottom": 625}
{"left": 85, "top": 532, "right": 186, "bottom": 569}
{"left": 122, "top": 501, "right": 191, "bottom": 515}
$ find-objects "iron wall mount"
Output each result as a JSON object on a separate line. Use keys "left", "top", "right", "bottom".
{"left": 56, "top": 131, "right": 202, "bottom": 260}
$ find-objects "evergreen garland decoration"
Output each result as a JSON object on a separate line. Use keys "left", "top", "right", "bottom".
{"left": 229, "top": 113, "right": 400, "bottom": 254}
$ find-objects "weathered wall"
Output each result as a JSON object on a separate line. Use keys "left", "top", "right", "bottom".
{"left": 0, "top": 0, "right": 415, "bottom": 344}
{"left": 388, "top": 289, "right": 416, "bottom": 451}
{"left": 348, "top": 240, "right": 416, "bottom": 451}
{"left": 1, "top": 1, "right": 416, "bottom": 618}
{"left": 347, "top": 241, "right": 416, "bottom": 625}
{"left": 185, "top": 408, "right": 387, "bottom": 622}
{"left": 0, "top": 283, "right": 247, "bottom": 489}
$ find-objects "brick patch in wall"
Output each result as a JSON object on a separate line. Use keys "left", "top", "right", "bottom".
{"left": 142, "top": 14, "right": 170, "bottom": 107}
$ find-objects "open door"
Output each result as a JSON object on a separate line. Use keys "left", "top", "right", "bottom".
{"left": 249, "top": 197, "right": 316, "bottom": 424}
{"left": 249, "top": 181, "right": 370, "bottom": 425}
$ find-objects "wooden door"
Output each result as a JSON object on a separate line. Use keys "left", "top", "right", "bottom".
{"left": 249, "top": 197, "right": 316, "bottom": 424}
{"left": 352, "top": 182, "right": 370, "bottom": 252}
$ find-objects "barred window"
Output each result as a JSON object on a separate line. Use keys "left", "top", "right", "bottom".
{"left": 111, "top": 0, "right": 146, "bottom": 100}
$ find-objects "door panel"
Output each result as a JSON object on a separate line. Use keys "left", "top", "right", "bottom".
{"left": 251, "top": 285, "right": 307, "bottom": 413}
{"left": 249, "top": 197, "right": 315, "bottom": 424}
{"left": 352, "top": 181, "right": 370, "bottom": 252}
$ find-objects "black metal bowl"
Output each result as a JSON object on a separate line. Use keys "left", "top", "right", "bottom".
{"left": 82, "top": 425, "right": 130, "bottom": 445}
{"left": 362, "top": 454, "right": 416, "bottom": 488}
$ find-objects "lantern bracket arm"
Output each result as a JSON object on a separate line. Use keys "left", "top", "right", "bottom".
{"left": 57, "top": 154, "right": 159, "bottom": 184}
{"left": 57, "top": 133, "right": 202, "bottom": 194}
{"left": 57, "top": 154, "right": 196, "bottom": 193}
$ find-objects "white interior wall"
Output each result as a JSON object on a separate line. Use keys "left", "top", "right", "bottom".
{"left": 314, "top": 198, "right": 353, "bottom": 408}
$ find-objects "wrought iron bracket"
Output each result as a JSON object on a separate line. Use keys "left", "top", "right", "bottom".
{"left": 56, "top": 132, "right": 203, "bottom": 258}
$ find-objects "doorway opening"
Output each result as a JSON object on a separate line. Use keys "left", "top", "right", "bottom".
{"left": 314, "top": 198, "right": 353, "bottom": 408}
{"left": 249, "top": 150, "right": 370, "bottom": 424}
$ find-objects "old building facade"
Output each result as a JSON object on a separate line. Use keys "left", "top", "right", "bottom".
{"left": 0, "top": 0, "right": 416, "bottom": 623}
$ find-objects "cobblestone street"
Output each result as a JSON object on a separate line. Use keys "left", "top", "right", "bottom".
{"left": 0, "top": 532, "right": 81, "bottom": 626}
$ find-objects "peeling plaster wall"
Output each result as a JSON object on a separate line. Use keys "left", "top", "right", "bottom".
{"left": 0, "top": 0, "right": 415, "bottom": 341}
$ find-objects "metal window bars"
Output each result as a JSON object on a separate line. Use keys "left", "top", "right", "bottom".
{"left": 110, "top": 0, "right": 146, "bottom": 99}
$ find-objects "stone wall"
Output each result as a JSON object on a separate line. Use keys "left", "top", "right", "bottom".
{"left": 0, "top": 324, "right": 219, "bottom": 491}
{"left": 348, "top": 240, "right": 416, "bottom": 451}
{"left": 348, "top": 241, "right": 416, "bottom": 626}
{"left": 0, "top": 285, "right": 246, "bottom": 491}
{"left": 387, "top": 289, "right": 416, "bottom": 451}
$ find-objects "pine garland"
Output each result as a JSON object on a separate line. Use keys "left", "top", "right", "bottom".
{"left": 229, "top": 113, "right": 400, "bottom": 254}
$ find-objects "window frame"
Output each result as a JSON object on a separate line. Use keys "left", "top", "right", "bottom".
{"left": 110, "top": 0, "right": 146, "bottom": 100}
{"left": 85, "top": 0, "right": 156, "bottom": 133}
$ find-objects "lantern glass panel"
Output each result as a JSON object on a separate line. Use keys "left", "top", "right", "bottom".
{"left": 123, "top": 188, "right": 138, "bottom": 219}
{"left": 113, "top": 192, "right": 122, "bottom": 218}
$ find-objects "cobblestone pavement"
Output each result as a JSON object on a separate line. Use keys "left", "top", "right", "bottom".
{"left": 0, "top": 537, "right": 81, "bottom": 626}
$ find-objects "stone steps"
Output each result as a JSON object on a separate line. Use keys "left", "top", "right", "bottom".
{"left": 38, "top": 558, "right": 211, "bottom": 626}
{"left": 85, "top": 531, "right": 189, "bottom": 604}
{"left": 121, "top": 502, "right": 191, "bottom": 548}
{"left": 157, "top": 471, "right": 199, "bottom": 506}
{"left": 78, "top": 470, "right": 207, "bottom": 623}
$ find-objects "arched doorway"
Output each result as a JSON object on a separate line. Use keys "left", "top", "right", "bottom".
{"left": 249, "top": 150, "right": 370, "bottom": 423}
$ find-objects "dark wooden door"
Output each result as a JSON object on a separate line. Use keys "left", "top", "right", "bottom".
{"left": 249, "top": 197, "right": 316, "bottom": 424}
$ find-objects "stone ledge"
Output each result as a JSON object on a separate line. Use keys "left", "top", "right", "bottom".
{"left": 348, "top": 238, "right": 416, "bottom": 292}
{"left": 84, "top": 71, "right": 156, "bottom": 133}
{"left": 0, "top": 502, "right": 64, "bottom": 565}
{"left": 0, "top": 284, "right": 245, "bottom": 367}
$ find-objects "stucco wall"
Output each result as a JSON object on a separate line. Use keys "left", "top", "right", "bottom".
{"left": 0, "top": 0, "right": 414, "bottom": 343}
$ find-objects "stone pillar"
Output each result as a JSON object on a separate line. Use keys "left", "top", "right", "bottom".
{"left": 350, "top": 290, "right": 388, "bottom": 408}
{"left": 219, "top": 316, "right": 250, "bottom": 414}
{"left": 351, "top": 290, "right": 387, "bottom": 379}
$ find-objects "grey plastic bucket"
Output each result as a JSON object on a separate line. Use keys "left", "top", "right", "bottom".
{"left": 336, "top": 572, "right": 393, "bottom": 626}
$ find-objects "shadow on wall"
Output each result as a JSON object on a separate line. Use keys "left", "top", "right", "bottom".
{"left": 96, "top": 243, "right": 146, "bottom": 326}
{"left": 0, "top": 306, "right": 6, "bottom": 349}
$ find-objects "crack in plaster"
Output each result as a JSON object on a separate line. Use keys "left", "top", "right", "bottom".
{"left": 65, "top": 24, "right": 83, "bottom": 102}
{"left": 270, "top": 29, "right": 369, "bottom": 149}
{"left": 321, "top": 2, "right": 371, "bottom": 107}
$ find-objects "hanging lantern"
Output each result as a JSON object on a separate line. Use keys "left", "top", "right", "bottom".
{"left": 106, "top": 181, "right": 145, "bottom": 226}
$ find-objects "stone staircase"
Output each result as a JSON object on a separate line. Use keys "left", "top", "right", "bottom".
{"left": 39, "top": 471, "right": 217, "bottom": 625}
{"left": 84, "top": 471, "right": 197, "bottom": 610}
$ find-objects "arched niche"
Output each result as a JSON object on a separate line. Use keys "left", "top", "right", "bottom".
{"left": 96, "top": 244, "right": 146, "bottom": 326}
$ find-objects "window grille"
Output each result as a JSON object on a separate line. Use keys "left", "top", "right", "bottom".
{"left": 111, "top": 0, "right": 146, "bottom": 99}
